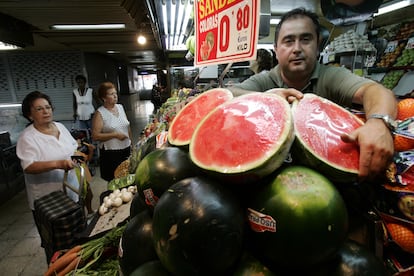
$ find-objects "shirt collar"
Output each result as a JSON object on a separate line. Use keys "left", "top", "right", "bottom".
{"left": 272, "top": 63, "right": 321, "bottom": 90}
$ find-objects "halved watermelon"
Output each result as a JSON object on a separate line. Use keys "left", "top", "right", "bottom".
{"left": 291, "top": 93, "right": 364, "bottom": 183}
{"left": 167, "top": 88, "right": 233, "bottom": 147}
{"left": 189, "top": 92, "right": 294, "bottom": 184}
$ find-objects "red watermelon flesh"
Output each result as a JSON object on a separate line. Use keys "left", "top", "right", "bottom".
{"left": 190, "top": 92, "right": 293, "bottom": 179}
{"left": 167, "top": 88, "right": 233, "bottom": 147}
{"left": 292, "top": 93, "right": 364, "bottom": 182}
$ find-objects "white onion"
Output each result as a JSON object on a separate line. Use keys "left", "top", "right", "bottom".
{"left": 112, "top": 197, "right": 123, "bottom": 207}
{"left": 120, "top": 191, "right": 133, "bottom": 203}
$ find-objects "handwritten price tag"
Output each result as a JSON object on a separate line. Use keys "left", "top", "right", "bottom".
{"left": 195, "top": 0, "right": 260, "bottom": 66}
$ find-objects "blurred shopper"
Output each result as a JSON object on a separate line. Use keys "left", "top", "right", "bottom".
{"left": 249, "top": 48, "right": 277, "bottom": 74}
{"left": 91, "top": 82, "right": 132, "bottom": 182}
{"left": 73, "top": 74, "right": 95, "bottom": 130}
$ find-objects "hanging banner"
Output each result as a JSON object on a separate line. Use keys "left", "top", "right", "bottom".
{"left": 194, "top": 0, "right": 260, "bottom": 67}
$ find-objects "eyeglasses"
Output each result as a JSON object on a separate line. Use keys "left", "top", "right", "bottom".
{"left": 33, "top": 105, "right": 53, "bottom": 113}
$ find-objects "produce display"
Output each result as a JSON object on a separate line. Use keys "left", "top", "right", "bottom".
{"left": 98, "top": 186, "right": 136, "bottom": 215}
{"left": 381, "top": 70, "right": 405, "bottom": 90}
{"left": 45, "top": 87, "right": 414, "bottom": 275}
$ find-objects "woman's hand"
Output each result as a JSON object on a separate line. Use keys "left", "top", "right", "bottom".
{"left": 265, "top": 88, "right": 304, "bottom": 103}
{"left": 57, "top": 159, "right": 76, "bottom": 171}
{"left": 115, "top": 132, "right": 129, "bottom": 140}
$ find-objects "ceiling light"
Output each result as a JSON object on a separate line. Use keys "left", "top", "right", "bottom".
{"left": 137, "top": 35, "right": 147, "bottom": 45}
{"left": 0, "top": 41, "right": 21, "bottom": 50}
{"left": 374, "top": 0, "right": 413, "bottom": 16}
{"left": 106, "top": 50, "right": 120, "bottom": 54}
{"left": 161, "top": 0, "right": 194, "bottom": 50}
{"left": 0, "top": 103, "right": 21, "bottom": 108}
{"left": 50, "top": 24, "right": 126, "bottom": 30}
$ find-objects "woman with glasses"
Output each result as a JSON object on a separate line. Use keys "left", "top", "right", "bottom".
{"left": 16, "top": 91, "right": 83, "bottom": 261}
{"left": 91, "top": 82, "right": 131, "bottom": 182}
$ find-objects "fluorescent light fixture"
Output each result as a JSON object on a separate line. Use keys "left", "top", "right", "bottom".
{"left": 106, "top": 50, "right": 120, "bottom": 54}
{"left": 257, "top": 44, "right": 274, "bottom": 50}
{"left": 374, "top": 0, "right": 413, "bottom": 16}
{"left": 162, "top": 1, "right": 193, "bottom": 50}
{"left": 0, "top": 41, "right": 21, "bottom": 50}
{"left": 270, "top": 18, "right": 280, "bottom": 25}
{"left": 0, "top": 103, "right": 21, "bottom": 108}
{"left": 51, "top": 24, "right": 125, "bottom": 30}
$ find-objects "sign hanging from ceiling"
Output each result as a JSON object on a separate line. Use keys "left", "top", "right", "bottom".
{"left": 194, "top": 0, "right": 260, "bottom": 67}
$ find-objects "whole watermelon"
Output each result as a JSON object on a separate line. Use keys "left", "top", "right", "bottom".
{"left": 152, "top": 176, "right": 245, "bottom": 276}
{"left": 135, "top": 147, "right": 201, "bottom": 211}
{"left": 129, "top": 193, "right": 148, "bottom": 218}
{"left": 328, "top": 239, "right": 387, "bottom": 276}
{"left": 118, "top": 210, "right": 158, "bottom": 275}
{"left": 130, "top": 260, "right": 170, "bottom": 276}
{"left": 232, "top": 251, "right": 276, "bottom": 276}
{"left": 247, "top": 166, "right": 349, "bottom": 268}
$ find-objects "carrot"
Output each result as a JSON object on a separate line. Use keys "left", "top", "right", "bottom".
{"left": 44, "top": 252, "right": 79, "bottom": 276}
{"left": 63, "top": 245, "right": 82, "bottom": 256}
{"left": 56, "top": 256, "right": 80, "bottom": 276}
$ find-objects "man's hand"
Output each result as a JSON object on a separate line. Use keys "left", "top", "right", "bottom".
{"left": 265, "top": 88, "right": 304, "bottom": 103}
{"left": 340, "top": 118, "right": 394, "bottom": 180}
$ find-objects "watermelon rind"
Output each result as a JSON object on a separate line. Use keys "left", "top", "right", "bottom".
{"left": 189, "top": 92, "right": 294, "bottom": 184}
{"left": 167, "top": 88, "right": 233, "bottom": 147}
{"left": 291, "top": 93, "right": 364, "bottom": 183}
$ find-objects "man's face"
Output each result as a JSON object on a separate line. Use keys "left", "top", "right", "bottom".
{"left": 274, "top": 16, "right": 319, "bottom": 80}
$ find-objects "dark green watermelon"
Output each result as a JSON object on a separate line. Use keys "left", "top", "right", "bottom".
{"left": 130, "top": 260, "right": 170, "bottom": 276}
{"left": 247, "top": 166, "right": 349, "bottom": 268}
{"left": 118, "top": 210, "right": 158, "bottom": 276}
{"left": 129, "top": 193, "right": 148, "bottom": 218}
{"left": 152, "top": 176, "right": 245, "bottom": 276}
{"left": 232, "top": 251, "right": 276, "bottom": 276}
{"left": 134, "top": 147, "right": 201, "bottom": 211}
{"left": 329, "top": 239, "right": 387, "bottom": 276}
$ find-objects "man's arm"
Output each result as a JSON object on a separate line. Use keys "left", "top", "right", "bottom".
{"left": 341, "top": 82, "right": 397, "bottom": 179}
{"left": 352, "top": 82, "right": 397, "bottom": 119}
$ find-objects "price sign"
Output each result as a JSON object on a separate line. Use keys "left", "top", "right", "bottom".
{"left": 384, "top": 40, "right": 398, "bottom": 53}
{"left": 194, "top": 0, "right": 260, "bottom": 67}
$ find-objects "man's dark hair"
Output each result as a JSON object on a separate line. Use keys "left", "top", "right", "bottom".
{"left": 274, "top": 8, "right": 321, "bottom": 45}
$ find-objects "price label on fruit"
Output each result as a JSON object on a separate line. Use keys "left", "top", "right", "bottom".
{"left": 194, "top": 0, "right": 260, "bottom": 66}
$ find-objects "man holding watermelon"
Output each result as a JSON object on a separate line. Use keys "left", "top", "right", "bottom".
{"left": 229, "top": 8, "right": 397, "bottom": 181}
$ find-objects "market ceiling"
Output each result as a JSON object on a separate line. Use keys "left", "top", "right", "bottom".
{"left": 0, "top": 0, "right": 412, "bottom": 70}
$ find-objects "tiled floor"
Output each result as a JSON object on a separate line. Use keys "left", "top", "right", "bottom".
{"left": 0, "top": 95, "right": 154, "bottom": 275}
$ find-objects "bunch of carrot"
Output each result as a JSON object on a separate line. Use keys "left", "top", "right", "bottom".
{"left": 44, "top": 225, "right": 126, "bottom": 276}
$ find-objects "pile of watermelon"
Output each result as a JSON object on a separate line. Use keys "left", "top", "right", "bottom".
{"left": 118, "top": 89, "right": 388, "bottom": 275}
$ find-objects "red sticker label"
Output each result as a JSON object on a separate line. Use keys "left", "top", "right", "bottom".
{"left": 143, "top": 188, "right": 159, "bottom": 207}
{"left": 247, "top": 208, "right": 276, "bottom": 232}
